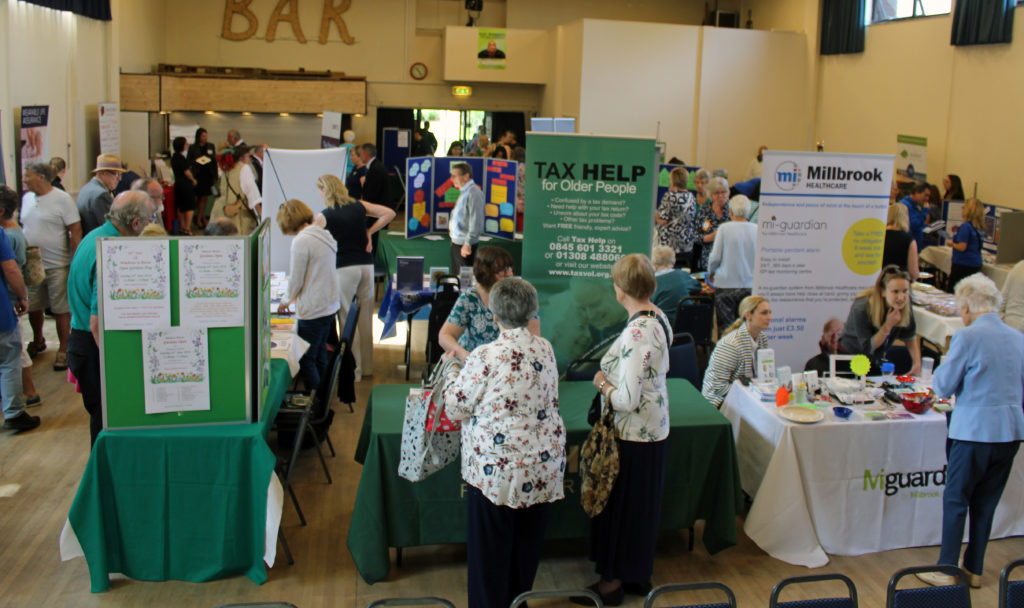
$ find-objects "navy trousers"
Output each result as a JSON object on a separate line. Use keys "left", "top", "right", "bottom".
{"left": 466, "top": 484, "right": 550, "bottom": 608}
{"left": 297, "top": 314, "right": 334, "bottom": 392}
{"left": 939, "top": 439, "right": 1020, "bottom": 573}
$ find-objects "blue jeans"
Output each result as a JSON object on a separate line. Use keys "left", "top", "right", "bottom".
{"left": 297, "top": 314, "right": 334, "bottom": 392}
{"left": 0, "top": 327, "right": 25, "bottom": 419}
{"left": 939, "top": 439, "right": 1020, "bottom": 573}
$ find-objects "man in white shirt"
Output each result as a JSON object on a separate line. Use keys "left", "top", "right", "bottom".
{"left": 708, "top": 194, "right": 757, "bottom": 330}
{"left": 20, "top": 161, "right": 82, "bottom": 371}
{"left": 448, "top": 162, "right": 484, "bottom": 271}
{"left": 237, "top": 145, "right": 262, "bottom": 217}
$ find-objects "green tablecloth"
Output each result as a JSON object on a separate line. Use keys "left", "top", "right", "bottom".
{"left": 348, "top": 379, "right": 743, "bottom": 584}
{"left": 67, "top": 358, "right": 292, "bottom": 592}
{"left": 377, "top": 231, "right": 523, "bottom": 276}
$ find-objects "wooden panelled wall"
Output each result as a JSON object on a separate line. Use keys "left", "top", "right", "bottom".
{"left": 119, "top": 73, "right": 366, "bottom": 114}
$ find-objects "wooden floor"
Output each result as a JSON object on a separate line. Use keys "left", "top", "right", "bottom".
{"left": 1, "top": 318, "right": 1021, "bottom": 608}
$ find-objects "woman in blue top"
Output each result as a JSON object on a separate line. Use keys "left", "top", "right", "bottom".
{"left": 947, "top": 197, "right": 985, "bottom": 292}
{"left": 916, "top": 274, "right": 1024, "bottom": 589}
{"left": 438, "top": 246, "right": 540, "bottom": 362}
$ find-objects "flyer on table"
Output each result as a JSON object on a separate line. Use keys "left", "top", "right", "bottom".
{"left": 178, "top": 240, "right": 245, "bottom": 327}
{"left": 754, "top": 151, "right": 893, "bottom": 370}
{"left": 100, "top": 239, "right": 170, "bottom": 330}
{"left": 142, "top": 326, "right": 211, "bottom": 414}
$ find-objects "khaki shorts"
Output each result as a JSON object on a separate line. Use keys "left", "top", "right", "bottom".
{"left": 28, "top": 265, "right": 70, "bottom": 314}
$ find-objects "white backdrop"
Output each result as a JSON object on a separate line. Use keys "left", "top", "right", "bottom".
{"left": 262, "top": 147, "right": 348, "bottom": 272}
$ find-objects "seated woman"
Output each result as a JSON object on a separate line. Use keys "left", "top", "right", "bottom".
{"left": 438, "top": 246, "right": 540, "bottom": 361}
{"left": 702, "top": 295, "right": 771, "bottom": 408}
{"left": 917, "top": 274, "right": 1024, "bottom": 589}
{"left": 881, "top": 204, "right": 919, "bottom": 281}
{"left": 442, "top": 277, "right": 565, "bottom": 608}
{"left": 651, "top": 245, "right": 700, "bottom": 327}
{"left": 839, "top": 265, "right": 921, "bottom": 375}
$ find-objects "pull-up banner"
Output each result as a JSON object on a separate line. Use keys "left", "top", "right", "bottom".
{"left": 754, "top": 151, "right": 893, "bottom": 369}
{"left": 522, "top": 133, "right": 656, "bottom": 369}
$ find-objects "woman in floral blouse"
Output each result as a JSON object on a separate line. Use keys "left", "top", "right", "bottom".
{"left": 694, "top": 175, "right": 731, "bottom": 272}
{"left": 438, "top": 246, "right": 540, "bottom": 361}
{"left": 582, "top": 254, "right": 671, "bottom": 606}
{"left": 655, "top": 167, "right": 697, "bottom": 268}
{"left": 442, "top": 277, "right": 566, "bottom": 608}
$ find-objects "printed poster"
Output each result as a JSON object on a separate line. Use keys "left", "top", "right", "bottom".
{"left": 895, "top": 134, "right": 926, "bottom": 182}
{"left": 320, "top": 110, "right": 342, "bottom": 148}
{"left": 754, "top": 151, "right": 893, "bottom": 369}
{"left": 522, "top": 133, "right": 656, "bottom": 369}
{"left": 477, "top": 28, "right": 507, "bottom": 70}
{"left": 98, "top": 102, "right": 120, "bottom": 155}
{"left": 179, "top": 240, "right": 245, "bottom": 327}
{"left": 142, "top": 326, "right": 211, "bottom": 414}
{"left": 19, "top": 105, "right": 49, "bottom": 168}
{"left": 100, "top": 240, "right": 170, "bottom": 330}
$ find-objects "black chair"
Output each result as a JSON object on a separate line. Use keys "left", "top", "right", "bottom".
{"left": 511, "top": 589, "right": 601, "bottom": 608}
{"left": 644, "top": 581, "right": 736, "bottom": 608}
{"left": 668, "top": 332, "right": 701, "bottom": 390}
{"left": 674, "top": 294, "right": 715, "bottom": 367}
{"left": 423, "top": 274, "right": 461, "bottom": 381}
{"left": 1000, "top": 558, "right": 1024, "bottom": 608}
{"left": 564, "top": 333, "right": 618, "bottom": 381}
{"left": 769, "top": 573, "right": 858, "bottom": 608}
{"left": 886, "top": 565, "right": 971, "bottom": 608}
{"left": 366, "top": 598, "right": 455, "bottom": 608}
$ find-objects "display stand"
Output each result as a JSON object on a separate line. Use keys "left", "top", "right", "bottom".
{"left": 97, "top": 225, "right": 269, "bottom": 430}
{"left": 404, "top": 155, "right": 516, "bottom": 240}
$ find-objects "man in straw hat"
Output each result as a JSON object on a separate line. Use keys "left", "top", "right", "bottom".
{"left": 76, "top": 153, "right": 125, "bottom": 235}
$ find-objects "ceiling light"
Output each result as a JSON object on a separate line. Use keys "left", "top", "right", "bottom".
{"left": 280, "top": 112, "right": 290, "bottom": 117}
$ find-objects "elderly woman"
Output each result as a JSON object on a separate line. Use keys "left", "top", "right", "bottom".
{"left": 694, "top": 176, "right": 731, "bottom": 272}
{"left": 276, "top": 199, "right": 340, "bottom": 392}
{"left": 582, "top": 254, "right": 671, "bottom": 606}
{"left": 442, "top": 277, "right": 565, "bottom": 608}
{"left": 702, "top": 295, "right": 771, "bottom": 407}
{"left": 707, "top": 194, "right": 756, "bottom": 329}
{"left": 655, "top": 167, "right": 697, "bottom": 268}
{"left": 916, "top": 274, "right": 1024, "bottom": 589}
{"left": 948, "top": 197, "right": 986, "bottom": 291}
{"left": 881, "top": 204, "right": 919, "bottom": 280}
{"left": 317, "top": 174, "right": 395, "bottom": 381}
{"left": 839, "top": 265, "right": 921, "bottom": 375}
{"left": 439, "top": 246, "right": 539, "bottom": 361}
{"left": 651, "top": 245, "right": 700, "bottom": 326}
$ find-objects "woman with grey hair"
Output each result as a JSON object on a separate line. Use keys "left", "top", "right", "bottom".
{"left": 708, "top": 194, "right": 757, "bottom": 329}
{"left": 693, "top": 175, "right": 730, "bottom": 271}
{"left": 917, "top": 273, "right": 1024, "bottom": 588}
{"left": 442, "top": 277, "right": 565, "bottom": 608}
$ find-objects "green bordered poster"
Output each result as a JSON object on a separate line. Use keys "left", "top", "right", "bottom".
{"left": 521, "top": 133, "right": 657, "bottom": 369}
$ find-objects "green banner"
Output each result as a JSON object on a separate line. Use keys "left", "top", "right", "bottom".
{"left": 522, "top": 133, "right": 656, "bottom": 369}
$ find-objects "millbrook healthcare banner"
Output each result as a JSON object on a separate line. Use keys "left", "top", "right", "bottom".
{"left": 755, "top": 151, "right": 893, "bottom": 370}
{"left": 522, "top": 133, "right": 656, "bottom": 369}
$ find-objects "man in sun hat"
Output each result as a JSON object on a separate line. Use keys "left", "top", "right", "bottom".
{"left": 76, "top": 153, "right": 125, "bottom": 235}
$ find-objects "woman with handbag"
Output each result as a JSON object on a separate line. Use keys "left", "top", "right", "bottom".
{"left": 580, "top": 253, "right": 671, "bottom": 606}
{"left": 442, "top": 277, "right": 565, "bottom": 608}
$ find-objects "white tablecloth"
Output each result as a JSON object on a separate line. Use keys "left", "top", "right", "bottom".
{"left": 721, "top": 381, "right": 1024, "bottom": 567}
{"left": 913, "top": 305, "right": 963, "bottom": 350}
{"left": 919, "top": 246, "right": 1012, "bottom": 289}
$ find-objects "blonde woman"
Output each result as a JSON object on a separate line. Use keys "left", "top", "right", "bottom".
{"left": 881, "top": 204, "right": 919, "bottom": 281}
{"left": 316, "top": 174, "right": 395, "bottom": 381}
{"left": 276, "top": 199, "right": 340, "bottom": 392}
{"left": 948, "top": 197, "right": 986, "bottom": 291}
{"left": 702, "top": 295, "right": 772, "bottom": 408}
{"left": 839, "top": 265, "right": 921, "bottom": 375}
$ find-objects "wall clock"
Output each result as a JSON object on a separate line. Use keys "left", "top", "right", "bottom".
{"left": 410, "top": 62, "right": 428, "bottom": 80}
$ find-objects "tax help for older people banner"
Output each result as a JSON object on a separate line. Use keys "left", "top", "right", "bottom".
{"left": 522, "top": 133, "right": 656, "bottom": 370}
{"left": 755, "top": 151, "right": 893, "bottom": 369}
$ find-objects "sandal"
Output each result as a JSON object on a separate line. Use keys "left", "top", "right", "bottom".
{"left": 26, "top": 340, "right": 46, "bottom": 358}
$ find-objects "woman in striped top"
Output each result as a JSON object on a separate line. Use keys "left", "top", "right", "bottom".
{"left": 702, "top": 295, "right": 772, "bottom": 407}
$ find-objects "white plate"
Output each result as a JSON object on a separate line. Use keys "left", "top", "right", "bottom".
{"left": 778, "top": 405, "right": 825, "bottom": 424}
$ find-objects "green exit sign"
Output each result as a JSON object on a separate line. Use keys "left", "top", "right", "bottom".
{"left": 451, "top": 85, "right": 473, "bottom": 97}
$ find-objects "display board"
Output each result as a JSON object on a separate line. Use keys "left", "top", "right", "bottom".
{"left": 521, "top": 132, "right": 657, "bottom": 369}
{"left": 252, "top": 220, "right": 272, "bottom": 422}
{"left": 941, "top": 199, "right": 1008, "bottom": 256}
{"left": 483, "top": 158, "right": 517, "bottom": 239}
{"left": 403, "top": 156, "right": 515, "bottom": 241}
{"left": 98, "top": 235, "right": 253, "bottom": 429}
{"left": 754, "top": 151, "right": 893, "bottom": 369}
{"left": 405, "top": 156, "right": 434, "bottom": 237}
{"left": 382, "top": 127, "right": 411, "bottom": 176}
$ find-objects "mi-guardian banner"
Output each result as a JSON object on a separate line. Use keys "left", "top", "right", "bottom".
{"left": 754, "top": 151, "right": 893, "bottom": 369}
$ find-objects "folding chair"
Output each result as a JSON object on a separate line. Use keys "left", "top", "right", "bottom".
{"left": 1000, "top": 558, "right": 1024, "bottom": 608}
{"left": 366, "top": 598, "right": 455, "bottom": 608}
{"left": 886, "top": 565, "right": 971, "bottom": 608}
{"left": 769, "top": 573, "right": 858, "bottom": 608}
{"left": 644, "top": 581, "right": 737, "bottom": 608}
{"left": 668, "top": 332, "right": 702, "bottom": 390}
{"left": 511, "top": 589, "right": 602, "bottom": 608}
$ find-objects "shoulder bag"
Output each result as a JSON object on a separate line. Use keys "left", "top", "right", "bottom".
{"left": 397, "top": 355, "right": 463, "bottom": 482}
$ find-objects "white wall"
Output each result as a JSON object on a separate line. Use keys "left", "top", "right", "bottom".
{"left": 539, "top": 20, "right": 584, "bottom": 120}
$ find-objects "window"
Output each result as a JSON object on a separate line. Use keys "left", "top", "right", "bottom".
{"left": 869, "top": 0, "right": 952, "bottom": 23}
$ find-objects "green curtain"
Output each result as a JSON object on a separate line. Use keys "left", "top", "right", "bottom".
{"left": 821, "top": 0, "right": 866, "bottom": 55}
{"left": 951, "top": 0, "right": 1015, "bottom": 46}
